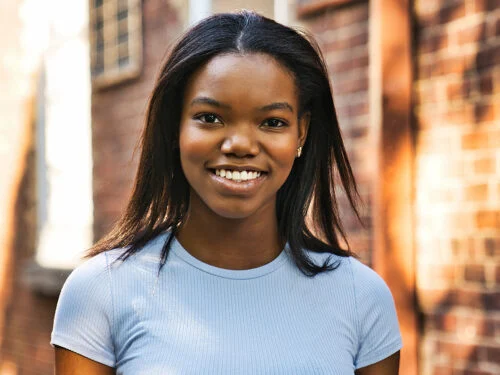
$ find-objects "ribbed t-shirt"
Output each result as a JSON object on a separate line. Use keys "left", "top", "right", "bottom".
{"left": 51, "top": 233, "right": 402, "bottom": 374}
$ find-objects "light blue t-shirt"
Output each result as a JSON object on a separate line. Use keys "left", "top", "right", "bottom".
{"left": 51, "top": 233, "right": 402, "bottom": 374}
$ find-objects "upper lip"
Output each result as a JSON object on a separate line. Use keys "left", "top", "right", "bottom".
{"left": 208, "top": 165, "right": 266, "bottom": 173}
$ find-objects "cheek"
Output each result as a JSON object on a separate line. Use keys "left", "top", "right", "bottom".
{"left": 267, "top": 138, "right": 298, "bottom": 169}
{"left": 179, "top": 127, "right": 211, "bottom": 166}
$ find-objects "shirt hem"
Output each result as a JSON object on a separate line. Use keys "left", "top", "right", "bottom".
{"left": 51, "top": 334, "right": 116, "bottom": 368}
{"left": 354, "top": 340, "right": 403, "bottom": 369}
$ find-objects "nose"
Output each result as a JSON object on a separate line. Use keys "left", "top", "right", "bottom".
{"left": 220, "top": 125, "right": 259, "bottom": 158}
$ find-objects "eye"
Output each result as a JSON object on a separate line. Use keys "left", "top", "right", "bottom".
{"left": 262, "top": 118, "right": 287, "bottom": 128}
{"left": 194, "top": 113, "right": 222, "bottom": 124}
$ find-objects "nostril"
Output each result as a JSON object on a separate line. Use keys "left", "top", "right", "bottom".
{"left": 220, "top": 136, "right": 259, "bottom": 157}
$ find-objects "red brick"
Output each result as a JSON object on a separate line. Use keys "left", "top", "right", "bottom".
{"left": 324, "top": 31, "right": 368, "bottom": 51}
{"left": 456, "top": 23, "right": 485, "bottom": 45}
{"left": 330, "top": 54, "right": 369, "bottom": 73}
{"left": 462, "top": 132, "right": 488, "bottom": 149}
{"left": 459, "top": 315, "right": 497, "bottom": 337}
{"left": 427, "top": 264, "right": 459, "bottom": 284}
{"left": 419, "top": 32, "right": 448, "bottom": 54}
{"left": 460, "top": 369, "right": 494, "bottom": 375}
{"left": 464, "top": 264, "right": 486, "bottom": 283}
{"left": 476, "top": 210, "right": 500, "bottom": 229}
{"left": 428, "top": 312, "right": 457, "bottom": 332}
{"left": 415, "top": 83, "right": 439, "bottom": 105}
{"left": 472, "top": 0, "right": 500, "bottom": 13}
{"left": 490, "top": 15, "right": 500, "bottom": 38}
{"left": 451, "top": 237, "right": 476, "bottom": 258}
{"left": 306, "top": 3, "right": 368, "bottom": 32}
{"left": 473, "top": 156, "right": 496, "bottom": 175}
{"left": 479, "top": 73, "right": 494, "bottom": 95}
{"left": 474, "top": 102, "right": 497, "bottom": 123}
{"left": 447, "top": 103, "right": 474, "bottom": 125}
{"left": 485, "top": 346, "right": 500, "bottom": 362}
{"left": 347, "top": 100, "right": 369, "bottom": 117}
{"left": 418, "top": 288, "right": 452, "bottom": 312}
{"left": 476, "top": 44, "right": 500, "bottom": 71}
{"left": 438, "top": 341, "right": 480, "bottom": 361}
{"left": 449, "top": 289, "right": 500, "bottom": 310}
{"left": 433, "top": 365, "right": 454, "bottom": 375}
{"left": 484, "top": 238, "right": 500, "bottom": 257}
{"left": 446, "top": 79, "right": 474, "bottom": 101}
{"left": 465, "top": 184, "right": 488, "bottom": 201}
{"left": 418, "top": 60, "right": 438, "bottom": 79}
{"left": 438, "top": 2, "right": 466, "bottom": 23}
{"left": 439, "top": 54, "right": 471, "bottom": 75}
{"left": 335, "top": 76, "right": 368, "bottom": 94}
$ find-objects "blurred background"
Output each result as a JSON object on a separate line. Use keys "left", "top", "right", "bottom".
{"left": 0, "top": 0, "right": 498, "bottom": 374}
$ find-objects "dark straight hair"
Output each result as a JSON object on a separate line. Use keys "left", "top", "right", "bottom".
{"left": 88, "top": 11, "right": 362, "bottom": 276}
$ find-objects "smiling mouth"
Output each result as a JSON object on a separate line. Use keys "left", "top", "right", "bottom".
{"left": 211, "top": 169, "right": 264, "bottom": 183}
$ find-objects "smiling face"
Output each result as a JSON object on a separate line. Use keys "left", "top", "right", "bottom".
{"left": 179, "top": 53, "right": 309, "bottom": 221}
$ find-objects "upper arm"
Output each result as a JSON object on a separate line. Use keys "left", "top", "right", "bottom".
{"left": 351, "top": 258, "right": 402, "bottom": 369}
{"left": 51, "top": 254, "right": 116, "bottom": 367}
{"left": 55, "top": 346, "right": 115, "bottom": 375}
{"left": 355, "top": 351, "right": 400, "bottom": 375}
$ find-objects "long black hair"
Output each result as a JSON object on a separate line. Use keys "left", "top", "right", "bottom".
{"left": 88, "top": 11, "right": 361, "bottom": 276}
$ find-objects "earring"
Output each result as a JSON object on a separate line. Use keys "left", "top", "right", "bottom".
{"left": 296, "top": 146, "right": 303, "bottom": 158}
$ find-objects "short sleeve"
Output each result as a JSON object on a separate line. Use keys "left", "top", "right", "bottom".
{"left": 350, "top": 258, "right": 403, "bottom": 369}
{"left": 51, "top": 252, "right": 116, "bottom": 367}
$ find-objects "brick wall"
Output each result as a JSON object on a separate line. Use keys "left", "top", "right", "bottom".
{"left": 0, "top": 1, "right": 58, "bottom": 374}
{"left": 92, "top": 0, "right": 183, "bottom": 240}
{"left": 414, "top": 0, "right": 500, "bottom": 374}
{"left": 0, "top": 99, "right": 58, "bottom": 375}
{"left": 300, "top": 1, "right": 372, "bottom": 261}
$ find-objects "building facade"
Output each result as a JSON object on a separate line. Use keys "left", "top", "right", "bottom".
{"left": 0, "top": 0, "right": 498, "bottom": 374}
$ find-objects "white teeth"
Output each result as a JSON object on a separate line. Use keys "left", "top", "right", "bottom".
{"left": 214, "top": 169, "right": 262, "bottom": 182}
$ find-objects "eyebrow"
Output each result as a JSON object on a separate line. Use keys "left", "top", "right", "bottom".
{"left": 190, "top": 97, "right": 294, "bottom": 113}
{"left": 258, "top": 102, "right": 294, "bottom": 113}
{"left": 190, "top": 97, "right": 231, "bottom": 109}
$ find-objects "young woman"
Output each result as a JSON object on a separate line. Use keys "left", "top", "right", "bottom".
{"left": 52, "top": 11, "right": 402, "bottom": 375}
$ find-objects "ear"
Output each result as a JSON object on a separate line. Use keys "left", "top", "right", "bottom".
{"left": 298, "top": 112, "right": 310, "bottom": 147}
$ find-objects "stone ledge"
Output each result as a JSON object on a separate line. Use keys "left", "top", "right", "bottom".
{"left": 22, "top": 260, "right": 72, "bottom": 296}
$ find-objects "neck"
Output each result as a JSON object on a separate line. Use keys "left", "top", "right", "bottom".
{"left": 176, "top": 202, "right": 282, "bottom": 270}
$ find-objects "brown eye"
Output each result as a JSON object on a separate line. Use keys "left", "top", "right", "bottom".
{"left": 195, "top": 113, "right": 221, "bottom": 124}
{"left": 262, "top": 118, "right": 287, "bottom": 128}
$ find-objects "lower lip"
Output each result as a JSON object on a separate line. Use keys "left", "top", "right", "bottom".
{"left": 209, "top": 171, "right": 266, "bottom": 195}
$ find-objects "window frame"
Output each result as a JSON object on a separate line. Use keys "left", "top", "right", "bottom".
{"left": 89, "top": 0, "right": 143, "bottom": 89}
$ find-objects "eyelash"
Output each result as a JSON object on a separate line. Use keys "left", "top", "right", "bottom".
{"left": 193, "top": 113, "right": 288, "bottom": 128}
{"left": 262, "top": 118, "right": 288, "bottom": 128}
{"left": 194, "top": 113, "right": 222, "bottom": 124}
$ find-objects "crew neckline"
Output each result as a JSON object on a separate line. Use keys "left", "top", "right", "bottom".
{"left": 170, "top": 236, "right": 288, "bottom": 280}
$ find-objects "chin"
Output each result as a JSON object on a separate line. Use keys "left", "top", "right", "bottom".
{"left": 209, "top": 205, "right": 259, "bottom": 220}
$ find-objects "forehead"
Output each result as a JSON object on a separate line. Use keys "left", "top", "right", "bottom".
{"left": 183, "top": 53, "right": 298, "bottom": 110}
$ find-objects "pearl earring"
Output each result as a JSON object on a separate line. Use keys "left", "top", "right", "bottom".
{"left": 297, "top": 146, "right": 303, "bottom": 158}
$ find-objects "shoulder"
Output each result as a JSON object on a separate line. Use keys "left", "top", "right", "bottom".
{"left": 303, "top": 251, "right": 398, "bottom": 324}
{"left": 348, "top": 257, "right": 393, "bottom": 297}
{"left": 63, "top": 252, "right": 112, "bottom": 292}
{"left": 339, "top": 256, "right": 397, "bottom": 318}
{"left": 61, "top": 232, "right": 169, "bottom": 293}
{"left": 53, "top": 252, "right": 117, "bottom": 367}
{"left": 307, "top": 251, "right": 391, "bottom": 293}
{"left": 56, "top": 252, "right": 117, "bottom": 318}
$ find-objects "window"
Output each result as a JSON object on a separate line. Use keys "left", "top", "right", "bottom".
{"left": 89, "top": 0, "right": 143, "bottom": 88}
